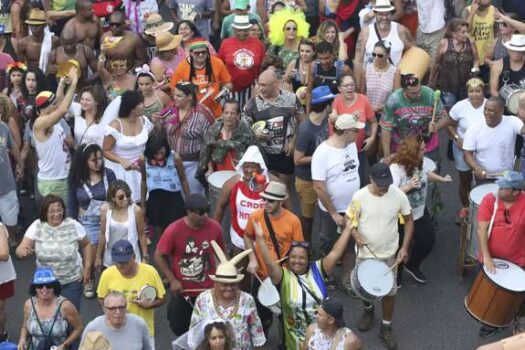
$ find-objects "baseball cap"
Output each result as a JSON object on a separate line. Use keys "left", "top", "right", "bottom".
{"left": 496, "top": 171, "right": 524, "bottom": 190}
{"left": 111, "top": 240, "right": 135, "bottom": 263}
{"left": 185, "top": 194, "right": 211, "bottom": 211}
{"left": 321, "top": 297, "right": 346, "bottom": 327}
{"left": 334, "top": 113, "right": 365, "bottom": 130}
{"left": 370, "top": 162, "right": 393, "bottom": 187}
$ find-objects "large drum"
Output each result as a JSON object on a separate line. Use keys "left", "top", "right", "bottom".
{"left": 351, "top": 259, "right": 394, "bottom": 302}
{"left": 398, "top": 47, "right": 431, "bottom": 79}
{"left": 207, "top": 170, "right": 237, "bottom": 212}
{"left": 257, "top": 277, "right": 281, "bottom": 315}
{"left": 467, "top": 183, "right": 498, "bottom": 260}
{"left": 499, "top": 84, "right": 525, "bottom": 115}
{"left": 465, "top": 258, "right": 525, "bottom": 327}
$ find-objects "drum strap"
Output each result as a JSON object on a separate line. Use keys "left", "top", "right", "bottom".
{"left": 487, "top": 194, "right": 499, "bottom": 239}
{"left": 264, "top": 212, "right": 281, "bottom": 260}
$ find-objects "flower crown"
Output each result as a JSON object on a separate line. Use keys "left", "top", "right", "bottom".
{"left": 6, "top": 62, "right": 27, "bottom": 74}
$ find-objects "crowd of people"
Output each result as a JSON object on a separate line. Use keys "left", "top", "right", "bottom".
{"left": 0, "top": 0, "right": 524, "bottom": 349}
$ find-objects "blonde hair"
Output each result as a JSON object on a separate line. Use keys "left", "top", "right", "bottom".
{"left": 466, "top": 78, "right": 484, "bottom": 91}
{"left": 268, "top": 7, "right": 309, "bottom": 46}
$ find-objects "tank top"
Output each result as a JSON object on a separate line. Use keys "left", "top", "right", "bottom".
{"left": 468, "top": 5, "right": 495, "bottom": 66}
{"left": 0, "top": 223, "right": 16, "bottom": 284}
{"left": 437, "top": 39, "right": 474, "bottom": 95}
{"left": 27, "top": 297, "right": 68, "bottom": 350}
{"left": 291, "top": 59, "right": 306, "bottom": 92}
{"left": 493, "top": 37, "right": 509, "bottom": 61}
{"left": 34, "top": 124, "right": 71, "bottom": 181}
{"left": 145, "top": 152, "right": 182, "bottom": 193}
{"left": 306, "top": 325, "right": 353, "bottom": 350}
{"left": 499, "top": 56, "right": 525, "bottom": 90}
{"left": 229, "top": 180, "right": 264, "bottom": 237}
{"left": 143, "top": 92, "right": 163, "bottom": 121}
{"left": 103, "top": 205, "right": 141, "bottom": 266}
{"left": 365, "top": 63, "right": 396, "bottom": 109}
{"left": 365, "top": 22, "right": 404, "bottom": 66}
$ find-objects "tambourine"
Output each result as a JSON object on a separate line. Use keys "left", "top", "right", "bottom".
{"left": 138, "top": 285, "right": 157, "bottom": 302}
{"left": 102, "top": 36, "right": 124, "bottom": 50}
{"left": 57, "top": 59, "right": 81, "bottom": 78}
{"left": 296, "top": 86, "right": 307, "bottom": 106}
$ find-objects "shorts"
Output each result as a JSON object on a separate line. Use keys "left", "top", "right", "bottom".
{"left": 0, "top": 280, "right": 15, "bottom": 300}
{"left": 416, "top": 26, "right": 445, "bottom": 59}
{"left": 0, "top": 190, "right": 19, "bottom": 226}
{"left": 452, "top": 142, "right": 470, "bottom": 172}
{"left": 318, "top": 209, "right": 344, "bottom": 255}
{"left": 37, "top": 178, "right": 68, "bottom": 203}
{"left": 295, "top": 178, "right": 317, "bottom": 219}
{"left": 265, "top": 153, "right": 294, "bottom": 175}
{"left": 355, "top": 255, "right": 398, "bottom": 296}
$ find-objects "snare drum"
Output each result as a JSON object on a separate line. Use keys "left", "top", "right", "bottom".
{"left": 467, "top": 184, "right": 498, "bottom": 260}
{"left": 499, "top": 84, "right": 525, "bottom": 115}
{"left": 257, "top": 277, "right": 281, "bottom": 315}
{"left": 350, "top": 259, "right": 394, "bottom": 302}
{"left": 207, "top": 170, "right": 237, "bottom": 211}
{"left": 465, "top": 258, "right": 525, "bottom": 327}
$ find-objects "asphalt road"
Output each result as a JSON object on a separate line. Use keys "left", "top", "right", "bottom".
{"left": 4, "top": 133, "right": 516, "bottom": 349}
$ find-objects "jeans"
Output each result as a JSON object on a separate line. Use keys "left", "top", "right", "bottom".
{"left": 61, "top": 280, "right": 82, "bottom": 311}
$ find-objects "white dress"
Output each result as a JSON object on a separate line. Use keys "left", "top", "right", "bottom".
{"left": 104, "top": 117, "right": 153, "bottom": 203}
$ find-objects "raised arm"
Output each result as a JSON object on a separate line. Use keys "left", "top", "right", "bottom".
{"left": 254, "top": 221, "right": 283, "bottom": 285}
{"left": 321, "top": 220, "right": 352, "bottom": 276}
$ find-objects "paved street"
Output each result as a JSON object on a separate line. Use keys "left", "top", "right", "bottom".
{"left": 4, "top": 135, "right": 516, "bottom": 349}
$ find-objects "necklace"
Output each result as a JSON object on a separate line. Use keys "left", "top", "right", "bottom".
{"left": 212, "top": 289, "right": 240, "bottom": 319}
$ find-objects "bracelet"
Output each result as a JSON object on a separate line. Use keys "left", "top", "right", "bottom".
{"left": 454, "top": 134, "right": 459, "bottom": 140}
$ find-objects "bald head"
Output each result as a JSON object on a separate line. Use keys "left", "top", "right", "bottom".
{"left": 258, "top": 68, "right": 280, "bottom": 99}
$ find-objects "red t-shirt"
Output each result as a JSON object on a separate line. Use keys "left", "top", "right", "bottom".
{"left": 477, "top": 193, "right": 525, "bottom": 267}
{"left": 331, "top": 94, "right": 375, "bottom": 151}
{"left": 218, "top": 37, "right": 266, "bottom": 92}
{"left": 156, "top": 217, "right": 224, "bottom": 297}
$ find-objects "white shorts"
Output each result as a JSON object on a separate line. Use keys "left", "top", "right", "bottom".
{"left": 0, "top": 190, "right": 19, "bottom": 226}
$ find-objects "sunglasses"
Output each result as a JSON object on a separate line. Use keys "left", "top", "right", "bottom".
{"left": 372, "top": 53, "right": 385, "bottom": 58}
{"left": 110, "top": 22, "right": 122, "bottom": 27}
{"left": 35, "top": 284, "right": 54, "bottom": 289}
{"left": 105, "top": 305, "right": 127, "bottom": 312}
{"left": 285, "top": 26, "right": 297, "bottom": 32}
{"left": 192, "top": 50, "right": 208, "bottom": 56}
{"left": 116, "top": 194, "right": 129, "bottom": 200}
{"left": 504, "top": 208, "right": 511, "bottom": 224}
{"left": 190, "top": 209, "right": 208, "bottom": 216}
{"left": 292, "top": 240, "right": 311, "bottom": 248}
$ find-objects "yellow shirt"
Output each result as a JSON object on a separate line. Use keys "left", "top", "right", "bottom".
{"left": 97, "top": 263, "right": 166, "bottom": 336}
{"left": 467, "top": 5, "right": 495, "bottom": 65}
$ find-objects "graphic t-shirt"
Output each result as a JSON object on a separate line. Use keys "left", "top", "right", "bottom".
{"left": 0, "top": 121, "right": 15, "bottom": 195}
{"left": 218, "top": 37, "right": 265, "bottom": 92}
{"left": 467, "top": 5, "right": 495, "bottom": 65}
{"left": 156, "top": 217, "right": 223, "bottom": 297}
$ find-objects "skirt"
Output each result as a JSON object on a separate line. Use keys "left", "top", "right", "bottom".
{"left": 146, "top": 189, "right": 186, "bottom": 228}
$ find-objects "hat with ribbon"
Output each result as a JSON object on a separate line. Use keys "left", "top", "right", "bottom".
{"left": 188, "top": 38, "right": 209, "bottom": 51}
{"left": 373, "top": 0, "right": 395, "bottom": 12}
{"left": 260, "top": 181, "right": 288, "bottom": 201}
{"left": 232, "top": 15, "right": 252, "bottom": 30}
{"left": 25, "top": 9, "right": 47, "bottom": 25}
{"left": 209, "top": 241, "right": 252, "bottom": 284}
{"left": 503, "top": 34, "right": 525, "bottom": 52}
{"left": 32, "top": 266, "right": 58, "bottom": 285}
{"left": 144, "top": 14, "right": 174, "bottom": 36}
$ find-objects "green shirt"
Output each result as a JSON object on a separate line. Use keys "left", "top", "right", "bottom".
{"left": 51, "top": 0, "right": 75, "bottom": 12}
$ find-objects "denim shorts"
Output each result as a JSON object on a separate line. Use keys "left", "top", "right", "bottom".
{"left": 452, "top": 142, "right": 470, "bottom": 172}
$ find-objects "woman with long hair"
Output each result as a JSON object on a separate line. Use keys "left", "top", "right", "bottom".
{"left": 102, "top": 90, "right": 153, "bottom": 204}
{"left": 390, "top": 136, "right": 451, "bottom": 284}
{"left": 173, "top": 20, "right": 216, "bottom": 67}
{"left": 67, "top": 143, "right": 116, "bottom": 298}
{"left": 315, "top": 19, "right": 349, "bottom": 61}
{"left": 134, "top": 64, "right": 172, "bottom": 123}
{"left": 72, "top": 87, "right": 107, "bottom": 147}
{"left": 284, "top": 38, "right": 315, "bottom": 93}
{"left": 162, "top": 82, "right": 214, "bottom": 195}
{"left": 197, "top": 321, "right": 234, "bottom": 350}
{"left": 3, "top": 62, "right": 27, "bottom": 106}
{"left": 17, "top": 66, "right": 48, "bottom": 128}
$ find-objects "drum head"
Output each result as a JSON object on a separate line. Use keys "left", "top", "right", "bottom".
{"left": 357, "top": 259, "right": 394, "bottom": 297}
{"left": 257, "top": 278, "right": 280, "bottom": 306}
{"left": 469, "top": 184, "right": 498, "bottom": 205}
{"left": 508, "top": 91, "right": 523, "bottom": 115}
{"left": 207, "top": 171, "right": 237, "bottom": 188}
{"left": 138, "top": 285, "right": 157, "bottom": 302}
{"left": 483, "top": 258, "right": 525, "bottom": 292}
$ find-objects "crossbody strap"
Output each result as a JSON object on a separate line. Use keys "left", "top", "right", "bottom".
{"left": 329, "top": 328, "right": 346, "bottom": 350}
{"left": 263, "top": 211, "right": 281, "bottom": 260}
{"left": 30, "top": 298, "right": 66, "bottom": 341}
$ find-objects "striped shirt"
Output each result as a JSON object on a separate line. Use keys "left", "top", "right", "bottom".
{"left": 365, "top": 63, "right": 396, "bottom": 110}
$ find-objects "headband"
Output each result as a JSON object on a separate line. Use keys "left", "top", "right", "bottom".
{"left": 188, "top": 38, "right": 208, "bottom": 51}
{"left": 6, "top": 62, "right": 27, "bottom": 74}
{"left": 35, "top": 91, "right": 56, "bottom": 110}
{"left": 134, "top": 64, "right": 155, "bottom": 80}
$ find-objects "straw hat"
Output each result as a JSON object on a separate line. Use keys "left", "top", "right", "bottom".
{"left": 373, "top": 0, "right": 395, "bottom": 12}
{"left": 232, "top": 15, "right": 251, "bottom": 30}
{"left": 209, "top": 241, "right": 252, "bottom": 284}
{"left": 155, "top": 31, "right": 182, "bottom": 52}
{"left": 79, "top": 331, "right": 111, "bottom": 350}
{"left": 144, "top": 14, "right": 174, "bottom": 36}
{"left": 25, "top": 9, "right": 47, "bottom": 25}
{"left": 260, "top": 181, "right": 288, "bottom": 201}
{"left": 503, "top": 34, "right": 525, "bottom": 52}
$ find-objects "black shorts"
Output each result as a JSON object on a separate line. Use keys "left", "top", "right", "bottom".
{"left": 266, "top": 153, "right": 294, "bottom": 175}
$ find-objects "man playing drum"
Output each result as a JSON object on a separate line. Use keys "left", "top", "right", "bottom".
{"left": 477, "top": 171, "right": 525, "bottom": 337}
{"left": 346, "top": 163, "right": 414, "bottom": 350}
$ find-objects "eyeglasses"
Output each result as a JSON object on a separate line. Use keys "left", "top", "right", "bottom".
{"left": 285, "top": 26, "right": 297, "bottom": 32}
{"left": 35, "top": 284, "right": 53, "bottom": 289}
{"left": 341, "top": 83, "right": 356, "bottom": 88}
{"left": 190, "top": 209, "right": 208, "bottom": 216}
{"left": 192, "top": 50, "right": 208, "bottom": 56}
{"left": 504, "top": 208, "right": 511, "bottom": 224}
{"left": 372, "top": 53, "right": 385, "bottom": 58}
{"left": 105, "top": 305, "right": 127, "bottom": 312}
{"left": 348, "top": 128, "right": 360, "bottom": 132}
{"left": 292, "top": 240, "right": 311, "bottom": 248}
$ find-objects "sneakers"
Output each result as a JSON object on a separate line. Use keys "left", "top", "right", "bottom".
{"left": 479, "top": 325, "right": 503, "bottom": 338}
{"left": 380, "top": 324, "right": 397, "bottom": 350}
{"left": 404, "top": 265, "right": 428, "bottom": 284}
{"left": 83, "top": 279, "right": 95, "bottom": 299}
{"left": 358, "top": 305, "right": 375, "bottom": 332}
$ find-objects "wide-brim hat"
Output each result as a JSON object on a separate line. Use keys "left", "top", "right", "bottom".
{"left": 79, "top": 331, "right": 112, "bottom": 350}
{"left": 503, "top": 34, "right": 525, "bottom": 52}
{"left": 209, "top": 241, "right": 252, "bottom": 284}
{"left": 144, "top": 14, "right": 174, "bottom": 36}
{"left": 25, "top": 9, "right": 47, "bottom": 25}
{"left": 261, "top": 181, "right": 288, "bottom": 201}
{"left": 232, "top": 15, "right": 252, "bottom": 30}
{"left": 155, "top": 31, "right": 182, "bottom": 52}
{"left": 373, "top": 0, "right": 395, "bottom": 12}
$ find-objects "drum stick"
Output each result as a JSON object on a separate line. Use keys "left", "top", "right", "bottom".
{"left": 254, "top": 273, "right": 264, "bottom": 286}
{"left": 183, "top": 288, "right": 208, "bottom": 293}
{"left": 385, "top": 261, "right": 400, "bottom": 276}
{"left": 429, "top": 90, "right": 441, "bottom": 134}
{"left": 276, "top": 256, "right": 289, "bottom": 264}
{"left": 364, "top": 244, "right": 379, "bottom": 260}
{"left": 199, "top": 86, "right": 215, "bottom": 104}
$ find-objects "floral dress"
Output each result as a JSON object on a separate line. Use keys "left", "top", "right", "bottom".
{"left": 190, "top": 289, "right": 266, "bottom": 350}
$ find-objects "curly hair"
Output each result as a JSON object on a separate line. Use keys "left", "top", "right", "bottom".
{"left": 391, "top": 135, "right": 423, "bottom": 177}
{"left": 197, "top": 322, "right": 234, "bottom": 350}
{"left": 268, "top": 7, "right": 309, "bottom": 47}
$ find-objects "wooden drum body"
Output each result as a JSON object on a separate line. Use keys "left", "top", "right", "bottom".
{"left": 465, "top": 259, "right": 525, "bottom": 328}
{"left": 398, "top": 47, "right": 431, "bottom": 79}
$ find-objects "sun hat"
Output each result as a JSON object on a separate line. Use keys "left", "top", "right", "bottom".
{"left": 232, "top": 15, "right": 252, "bottom": 30}
{"left": 334, "top": 113, "right": 365, "bottom": 130}
{"left": 311, "top": 85, "right": 336, "bottom": 105}
{"left": 25, "top": 9, "right": 47, "bottom": 25}
{"left": 79, "top": 332, "right": 112, "bottom": 350}
{"left": 111, "top": 239, "right": 135, "bottom": 263}
{"left": 32, "top": 267, "right": 58, "bottom": 285}
{"left": 155, "top": 31, "right": 182, "bottom": 52}
{"left": 373, "top": 0, "right": 395, "bottom": 12}
{"left": 260, "top": 181, "right": 288, "bottom": 201}
{"left": 503, "top": 34, "right": 525, "bottom": 52}
{"left": 144, "top": 14, "right": 174, "bottom": 36}
{"left": 370, "top": 162, "right": 393, "bottom": 187}
{"left": 496, "top": 171, "right": 524, "bottom": 190}
{"left": 209, "top": 241, "right": 252, "bottom": 284}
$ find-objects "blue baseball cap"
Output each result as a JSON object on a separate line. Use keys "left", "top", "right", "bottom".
{"left": 0, "top": 342, "right": 18, "bottom": 350}
{"left": 32, "top": 267, "right": 58, "bottom": 285}
{"left": 311, "top": 85, "right": 335, "bottom": 105}
{"left": 496, "top": 171, "right": 524, "bottom": 190}
{"left": 111, "top": 240, "right": 135, "bottom": 263}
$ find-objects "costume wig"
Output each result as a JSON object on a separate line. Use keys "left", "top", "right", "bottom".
{"left": 268, "top": 7, "right": 310, "bottom": 47}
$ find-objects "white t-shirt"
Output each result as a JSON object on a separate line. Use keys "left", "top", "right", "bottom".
{"left": 311, "top": 141, "right": 360, "bottom": 213}
{"left": 449, "top": 98, "right": 486, "bottom": 139}
{"left": 347, "top": 186, "right": 411, "bottom": 259}
{"left": 390, "top": 157, "right": 436, "bottom": 220}
{"left": 463, "top": 115, "right": 523, "bottom": 174}
{"left": 416, "top": 0, "right": 445, "bottom": 33}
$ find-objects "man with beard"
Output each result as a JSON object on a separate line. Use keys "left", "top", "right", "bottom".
{"left": 62, "top": 0, "right": 104, "bottom": 49}
{"left": 18, "top": 9, "right": 60, "bottom": 68}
